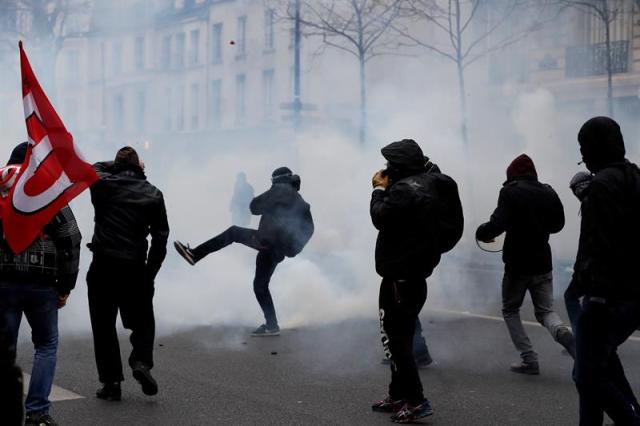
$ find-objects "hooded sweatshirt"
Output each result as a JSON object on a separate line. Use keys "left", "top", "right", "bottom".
{"left": 476, "top": 154, "right": 564, "bottom": 275}
{"left": 575, "top": 117, "right": 640, "bottom": 300}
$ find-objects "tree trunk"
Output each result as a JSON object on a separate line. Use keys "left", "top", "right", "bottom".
{"left": 604, "top": 5, "right": 614, "bottom": 117}
{"left": 359, "top": 53, "right": 367, "bottom": 144}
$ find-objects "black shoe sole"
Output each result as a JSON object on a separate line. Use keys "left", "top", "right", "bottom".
{"left": 510, "top": 368, "right": 540, "bottom": 375}
{"left": 133, "top": 368, "right": 158, "bottom": 396}
{"left": 174, "top": 241, "right": 196, "bottom": 265}
{"left": 96, "top": 393, "right": 122, "bottom": 401}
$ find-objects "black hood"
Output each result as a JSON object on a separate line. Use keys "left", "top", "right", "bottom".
{"left": 578, "top": 116, "right": 626, "bottom": 173}
{"left": 7, "top": 142, "right": 28, "bottom": 166}
{"left": 381, "top": 139, "right": 425, "bottom": 180}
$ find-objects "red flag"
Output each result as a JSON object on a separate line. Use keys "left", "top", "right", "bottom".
{"left": 1, "top": 42, "right": 98, "bottom": 254}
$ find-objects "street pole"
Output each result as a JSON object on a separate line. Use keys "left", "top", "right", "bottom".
{"left": 293, "top": 0, "right": 301, "bottom": 132}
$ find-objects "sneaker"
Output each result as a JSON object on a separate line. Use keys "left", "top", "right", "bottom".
{"left": 390, "top": 399, "right": 434, "bottom": 423}
{"left": 371, "top": 395, "right": 404, "bottom": 413}
{"left": 132, "top": 362, "right": 158, "bottom": 396}
{"left": 250, "top": 324, "right": 280, "bottom": 337}
{"left": 25, "top": 413, "right": 58, "bottom": 426}
{"left": 96, "top": 382, "right": 121, "bottom": 401}
{"left": 557, "top": 327, "right": 576, "bottom": 359}
{"left": 510, "top": 361, "right": 540, "bottom": 375}
{"left": 174, "top": 241, "right": 196, "bottom": 265}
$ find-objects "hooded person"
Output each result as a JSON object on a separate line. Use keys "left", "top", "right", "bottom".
{"left": 86, "top": 146, "right": 169, "bottom": 401}
{"left": 476, "top": 153, "right": 574, "bottom": 375}
{"left": 369, "top": 139, "right": 446, "bottom": 423}
{"left": 174, "top": 166, "right": 314, "bottom": 337}
{"left": 572, "top": 117, "right": 640, "bottom": 425}
{"left": 0, "top": 142, "right": 81, "bottom": 426}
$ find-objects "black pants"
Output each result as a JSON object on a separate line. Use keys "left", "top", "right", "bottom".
{"left": 192, "top": 226, "right": 284, "bottom": 328}
{"left": 87, "top": 255, "right": 155, "bottom": 384}
{"left": 575, "top": 299, "right": 640, "bottom": 426}
{"left": 379, "top": 277, "right": 427, "bottom": 405}
{"left": 0, "top": 311, "right": 22, "bottom": 425}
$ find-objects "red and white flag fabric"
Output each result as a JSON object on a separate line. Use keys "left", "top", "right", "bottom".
{"left": 0, "top": 42, "right": 98, "bottom": 254}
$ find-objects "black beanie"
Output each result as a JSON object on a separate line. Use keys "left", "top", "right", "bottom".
{"left": 578, "top": 116, "right": 625, "bottom": 172}
{"left": 7, "top": 142, "right": 28, "bottom": 166}
{"left": 272, "top": 166, "right": 293, "bottom": 183}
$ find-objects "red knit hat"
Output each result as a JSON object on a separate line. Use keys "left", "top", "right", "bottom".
{"left": 506, "top": 154, "right": 537, "bottom": 180}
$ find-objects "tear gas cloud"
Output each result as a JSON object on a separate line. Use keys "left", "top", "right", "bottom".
{"left": 1, "top": 2, "right": 636, "bottom": 337}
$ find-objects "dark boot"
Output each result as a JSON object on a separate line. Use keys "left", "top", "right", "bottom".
{"left": 132, "top": 362, "right": 158, "bottom": 396}
{"left": 96, "top": 382, "right": 121, "bottom": 401}
{"left": 510, "top": 361, "right": 540, "bottom": 375}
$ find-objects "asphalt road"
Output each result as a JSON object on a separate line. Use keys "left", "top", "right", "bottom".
{"left": 16, "top": 306, "right": 638, "bottom": 426}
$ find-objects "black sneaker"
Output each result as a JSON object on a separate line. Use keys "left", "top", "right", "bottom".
{"left": 174, "top": 241, "right": 196, "bottom": 265}
{"left": 557, "top": 327, "right": 576, "bottom": 359}
{"left": 25, "top": 412, "right": 58, "bottom": 426}
{"left": 96, "top": 382, "right": 121, "bottom": 401}
{"left": 250, "top": 324, "right": 280, "bottom": 337}
{"left": 371, "top": 395, "right": 404, "bottom": 413}
{"left": 132, "top": 362, "right": 158, "bottom": 396}
{"left": 390, "top": 399, "right": 434, "bottom": 423}
{"left": 510, "top": 361, "right": 540, "bottom": 375}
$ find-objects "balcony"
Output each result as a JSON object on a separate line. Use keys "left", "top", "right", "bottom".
{"left": 565, "top": 40, "right": 629, "bottom": 78}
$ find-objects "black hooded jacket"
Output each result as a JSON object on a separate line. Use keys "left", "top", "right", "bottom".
{"left": 476, "top": 177, "right": 565, "bottom": 276}
{"left": 371, "top": 140, "right": 441, "bottom": 279}
{"left": 575, "top": 117, "right": 640, "bottom": 300}
{"left": 88, "top": 162, "right": 169, "bottom": 279}
{"left": 250, "top": 175, "right": 313, "bottom": 257}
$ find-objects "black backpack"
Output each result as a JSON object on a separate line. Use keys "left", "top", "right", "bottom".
{"left": 428, "top": 172, "right": 464, "bottom": 253}
{"left": 283, "top": 200, "right": 314, "bottom": 258}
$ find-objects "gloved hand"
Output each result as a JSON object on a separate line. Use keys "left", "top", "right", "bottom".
{"left": 372, "top": 170, "right": 390, "bottom": 189}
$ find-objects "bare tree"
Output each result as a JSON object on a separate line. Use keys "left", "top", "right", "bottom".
{"left": 558, "top": 0, "right": 630, "bottom": 117}
{"left": 395, "top": 0, "right": 551, "bottom": 146}
{"left": 282, "top": 0, "right": 404, "bottom": 144}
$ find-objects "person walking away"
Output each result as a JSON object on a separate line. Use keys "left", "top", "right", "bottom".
{"left": 87, "top": 146, "right": 169, "bottom": 401}
{"left": 476, "top": 154, "right": 575, "bottom": 375}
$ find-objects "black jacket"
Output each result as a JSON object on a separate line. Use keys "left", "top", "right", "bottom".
{"left": 250, "top": 180, "right": 313, "bottom": 257}
{"left": 371, "top": 173, "right": 440, "bottom": 279}
{"left": 575, "top": 161, "right": 640, "bottom": 300}
{"left": 0, "top": 205, "right": 81, "bottom": 294}
{"left": 476, "top": 177, "right": 564, "bottom": 275}
{"left": 89, "top": 162, "right": 169, "bottom": 280}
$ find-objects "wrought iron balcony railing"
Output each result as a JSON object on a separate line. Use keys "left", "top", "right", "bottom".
{"left": 566, "top": 40, "right": 629, "bottom": 78}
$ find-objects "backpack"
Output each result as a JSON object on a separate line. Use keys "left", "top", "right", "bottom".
{"left": 282, "top": 200, "right": 314, "bottom": 258}
{"left": 429, "top": 172, "right": 464, "bottom": 253}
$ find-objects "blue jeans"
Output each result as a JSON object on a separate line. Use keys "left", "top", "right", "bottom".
{"left": 0, "top": 283, "right": 59, "bottom": 415}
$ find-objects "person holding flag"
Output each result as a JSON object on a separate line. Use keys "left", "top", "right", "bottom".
{"left": 0, "top": 42, "right": 96, "bottom": 426}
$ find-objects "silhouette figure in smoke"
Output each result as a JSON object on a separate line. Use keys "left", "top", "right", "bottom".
{"left": 476, "top": 154, "right": 575, "bottom": 376}
{"left": 230, "top": 172, "right": 254, "bottom": 227}
{"left": 174, "top": 167, "right": 314, "bottom": 336}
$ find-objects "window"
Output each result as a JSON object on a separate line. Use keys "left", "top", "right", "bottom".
{"left": 164, "top": 87, "right": 172, "bottom": 131}
{"left": 262, "top": 69, "right": 275, "bottom": 119}
{"left": 264, "top": 9, "right": 275, "bottom": 51}
{"left": 136, "top": 90, "right": 145, "bottom": 133}
{"left": 113, "top": 93, "right": 125, "bottom": 131}
{"left": 235, "top": 74, "right": 246, "bottom": 122}
{"left": 211, "top": 79, "right": 222, "bottom": 128}
{"left": 176, "top": 85, "right": 185, "bottom": 130}
{"left": 176, "top": 33, "right": 185, "bottom": 69}
{"left": 190, "top": 83, "right": 199, "bottom": 129}
{"left": 135, "top": 36, "right": 145, "bottom": 71}
{"left": 65, "top": 50, "right": 79, "bottom": 83}
{"left": 112, "top": 42, "right": 122, "bottom": 75}
{"left": 237, "top": 16, "right": 247, "bottom": 58}
{"left": 212, "top": 23, "right": 223, "bottom": 64}
{"left": 161, "top": 35, "right": 171, "bottom": 69}
{"left": 189, "top": 29, "right": 200, "bottom": 65}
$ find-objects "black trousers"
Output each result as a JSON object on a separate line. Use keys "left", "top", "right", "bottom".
{"left": 379, "top": 277, "right": 427, "bottom": 405}
{"left": 575, "top": 299, "right": 640, "bottom": 426}
{"left": 193, "top": 226, "right": 284, "bottom": 328}
{"left": 87, "top": 255, "right": 155, "bottom": 384}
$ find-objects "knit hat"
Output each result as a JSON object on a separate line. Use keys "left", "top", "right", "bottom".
{"left": 271, "top": 166, "right": 293, "bottom": 184}
{"left": 506, "top": 154, "right": 537, "bottom": 180}
{"left": 7, "top": 142, "right": 28, "bottom": 166}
